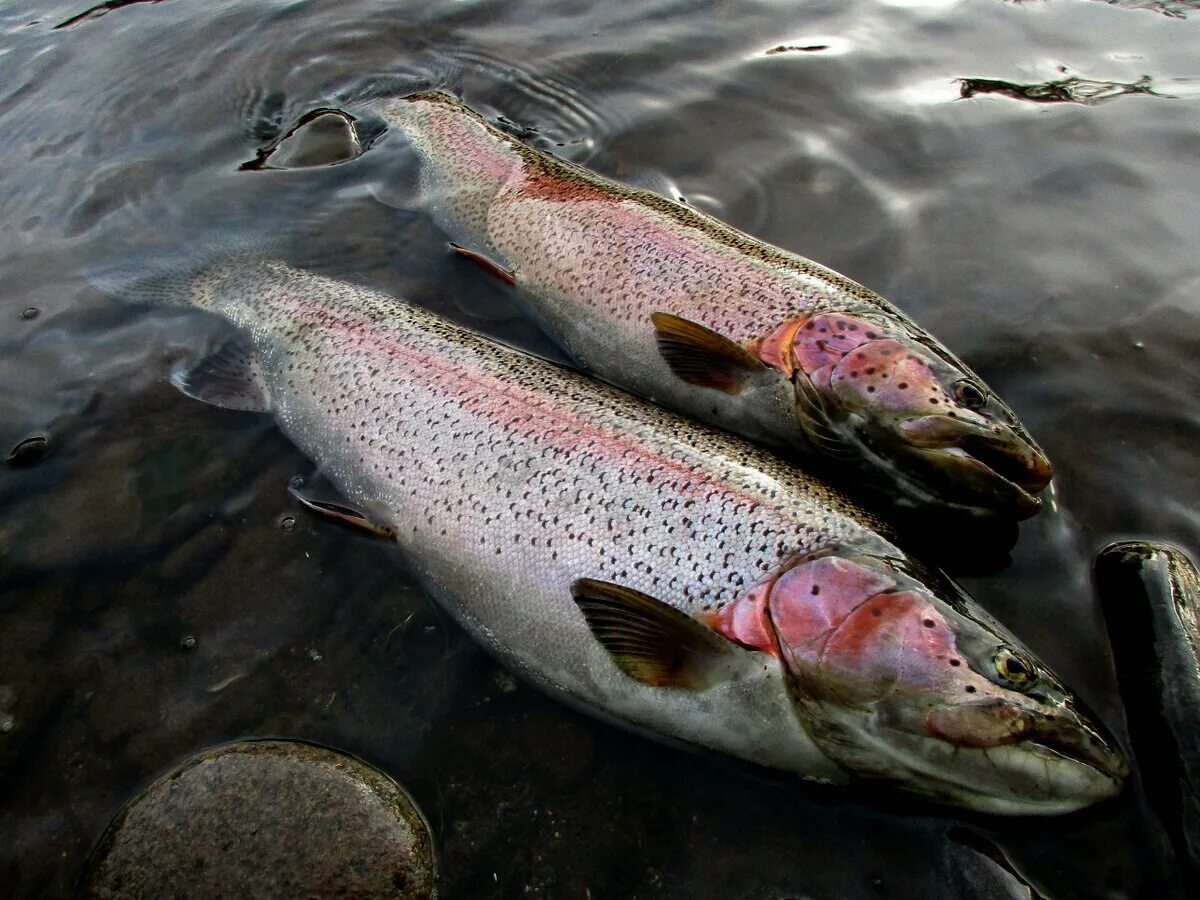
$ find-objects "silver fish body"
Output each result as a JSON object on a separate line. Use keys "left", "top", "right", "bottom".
{"left": 369, "top": 92, "right": 1053, "bottom": 516}
{"left": 118, "top": 258, "right": 1123, "bottom": 814}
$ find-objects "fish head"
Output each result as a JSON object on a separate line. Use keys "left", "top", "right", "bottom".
{"left": 712, "top": 553, "right": 1127, "bottom": 814}
{"left": 754, "top": 313, "right": 1051, "bottom": 515}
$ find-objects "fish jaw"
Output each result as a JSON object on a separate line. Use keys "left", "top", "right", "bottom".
{"left": 751, "top": 312, "right": 1053, "bottom": 516}
{"left": 807, "top": 702, "right": 1125, "bottom": 816}
{"left": 711, "top": 552, "right": 1127, "bottom": 814}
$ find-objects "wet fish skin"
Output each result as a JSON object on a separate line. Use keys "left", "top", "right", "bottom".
{"left": 369, "top": 91, "right": 1052, "bottom": 516}
{"left": 112, "top": 258, "right": 1124, "bottom": 814}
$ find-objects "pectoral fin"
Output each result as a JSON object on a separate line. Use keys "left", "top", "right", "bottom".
{"left": 571, "top": 578, "right": 733, "bottom": 688}
{"left": 651, "top": 313, "right": 765, "bottom": 394}
{"left": 449, "top": 242, "right": 516, "bottom": 287}
{"left": 170, "top": 335, "right": 271, "bottom": 412}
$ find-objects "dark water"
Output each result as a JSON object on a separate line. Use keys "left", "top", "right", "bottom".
{"left": 2, "top": 0, "right": 1199, "bottom": 896}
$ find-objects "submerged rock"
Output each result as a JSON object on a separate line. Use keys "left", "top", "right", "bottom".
{"left": 1096, "top": 542, "right": 1200, "bottom": 882}
{"left": 83, "top": 740, "right": 436, "bottom": 898}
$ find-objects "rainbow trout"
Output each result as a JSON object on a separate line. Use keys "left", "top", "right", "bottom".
{"left": 103, "top": 257, "right": 1123, "bottom": 814}
{"left": 367, "top": 92, "right": 1052, "bottom": 516}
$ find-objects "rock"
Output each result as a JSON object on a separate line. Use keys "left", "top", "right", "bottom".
{"left": 1096, "top": 541, "right": 1200, "bottom": 882}
{"left": 83, "top": 740, "right": 436, "bottom": 898}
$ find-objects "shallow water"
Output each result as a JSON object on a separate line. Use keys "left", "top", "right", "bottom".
{"left": 1, "top": 0, "right": 1199, "bottom": 896}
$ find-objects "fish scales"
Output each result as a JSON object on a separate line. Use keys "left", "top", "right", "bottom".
{"left": 204, "top": 260, "right": 885, "bottom": 623}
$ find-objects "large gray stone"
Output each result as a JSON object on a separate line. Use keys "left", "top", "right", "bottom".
{"left": 83, "top": 740, "right": 436, "bottom": 898}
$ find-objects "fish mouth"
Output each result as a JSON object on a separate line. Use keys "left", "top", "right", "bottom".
{"left": 921, "top": 740, "right": 1126, "bottom": 815}
{"left": 1021, "top": 710, "right": 1129, "bottom": 785}
{"left": 805, "top": 701, "right": 1126, "bottom": 814}
{"left": 898, "top": 415, "right": 1052, "bottom": 511}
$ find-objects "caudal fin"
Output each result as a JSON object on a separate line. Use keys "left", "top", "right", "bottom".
{"left": 85, "top": 222, "right": 284, "bottom": 309}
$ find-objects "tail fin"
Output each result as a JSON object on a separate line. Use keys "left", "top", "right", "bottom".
{"left": 85, "top": 231, "right": 284, "bottom": 309}
{"left": 86, "top": 250, "right": 215, "bottom": 308}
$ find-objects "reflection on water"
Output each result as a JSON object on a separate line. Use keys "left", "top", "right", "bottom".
{"left": 1, "top": 0, "right": 1198, "bottom": 896}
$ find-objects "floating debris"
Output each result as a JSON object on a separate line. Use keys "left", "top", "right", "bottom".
{"left": 20, "top": 307, "right": 39, "bottom": 320}
{"left": 958, "top": 74, "right": 1165, "bottom": 105}
{"left": 240, "top": 109, "right": 362, "bottom": 171}
{"left": 1005, "top": 0, "right": 1197, "bottom": 18}
{"left": 82, "top": 740, "right": 436, "bottom": 899}
{"left": 1096, "top": 542, "right": 1200, "bottom": 879}
{"left": 765, "top": 44, "right": 830, "bottom": 54}
{"left": 54, "top": 0, "right": 171, "bottom": 30}
{"left": 1101, "top": 1, "right": 1198, "bottom": 18}
{"left": 6, "top": 435, "right": 49, "bottom": 468}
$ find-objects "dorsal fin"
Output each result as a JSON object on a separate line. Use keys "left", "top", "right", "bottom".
{"left": 650, "top": 312, "right": 765, "bottom": 395}
{"left": 571, "top": 578, "right": 733, "bottom": 688}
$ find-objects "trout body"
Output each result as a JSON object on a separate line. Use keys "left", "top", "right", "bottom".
{"left": 373, "top": 92, "right": 1052, "bottom": 515}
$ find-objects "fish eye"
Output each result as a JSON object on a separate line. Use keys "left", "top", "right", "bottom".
{"left": 992, "top": 648, "right": 1036, "bottom": 690}
{"left": 953, "top": 379, "right": 987, "bottom": 410}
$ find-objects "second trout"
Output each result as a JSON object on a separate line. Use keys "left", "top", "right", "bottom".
{"left": 368, "top": 91, "right": 1052, "bottom": 517}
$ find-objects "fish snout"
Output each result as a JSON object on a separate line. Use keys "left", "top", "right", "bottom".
{"left": 1025, "top": 703, "right": 1130, "bottom": 785}
{"left": 898, "top": 415, "right": 1052, "bottom": 497}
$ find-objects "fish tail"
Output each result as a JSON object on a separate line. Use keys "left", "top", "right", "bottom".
{"left": 85, "top": 239, "right": 281, "bottom": 310}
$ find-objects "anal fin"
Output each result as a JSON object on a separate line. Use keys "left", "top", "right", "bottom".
{"left": 651, "top": 312, "right": 765, "bottom": 395}
{"left": 449, "top": 242, "right": 515, "bottom": 287}
{"left": 571, "top": 578, "right": 737, "bottom": 688}
{"left": 171, "top": 335, "right": 271, "bottom": 412}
